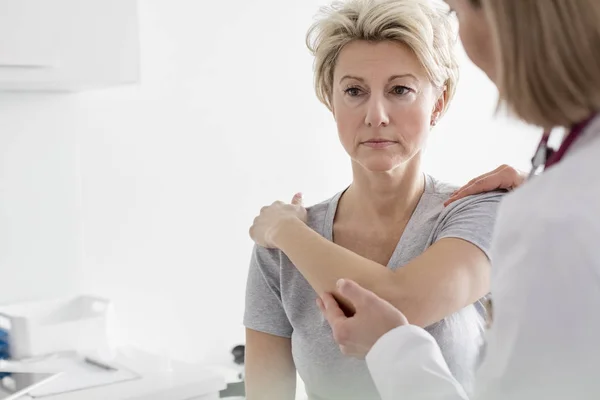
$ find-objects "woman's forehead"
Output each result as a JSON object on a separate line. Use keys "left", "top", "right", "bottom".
{"left": 334, "top": 41, "right": 428, "bottom": 82}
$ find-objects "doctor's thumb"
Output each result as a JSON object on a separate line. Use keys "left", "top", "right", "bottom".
{"left": 336, "top": 279, "right": 371, "bottom": 306}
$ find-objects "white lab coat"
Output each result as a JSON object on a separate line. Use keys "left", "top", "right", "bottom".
{"left": 366, "top": 117, "right": 600, "bottom": 400}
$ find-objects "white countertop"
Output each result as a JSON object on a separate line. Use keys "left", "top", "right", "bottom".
{"left": 0, "top": 347, "right": 226, "bottom": 400}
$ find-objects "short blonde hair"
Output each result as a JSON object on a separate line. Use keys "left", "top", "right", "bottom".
{"left": 483, "top": 0, "right": 600, "bottom": 128}
{"left": 306, "top": 0, "right": 459, "bottom": 114}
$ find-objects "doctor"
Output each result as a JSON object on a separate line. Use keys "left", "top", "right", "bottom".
{"left": 317, "top": 0, "right": 600, "bottom": 399}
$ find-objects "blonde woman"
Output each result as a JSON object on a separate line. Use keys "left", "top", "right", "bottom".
{"left": 244, "top": 0, "right": 504, "bottom": 399}
{"left": 312, "top": 0, "right": 600, "bottom": 399}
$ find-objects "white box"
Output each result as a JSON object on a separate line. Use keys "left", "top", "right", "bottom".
{"left": 0, "top": 295, "right": 113, "bottom": 360}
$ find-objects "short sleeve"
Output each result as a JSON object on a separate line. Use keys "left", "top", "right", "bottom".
{"left": 434, "top": 192, "right": 504, "bottom": 261}
{"left": 243, "top": 245, "right": 293, "bottom": 338}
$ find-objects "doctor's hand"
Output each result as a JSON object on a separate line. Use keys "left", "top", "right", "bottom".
{"left": 317, "top": 279, "right": 409, "bottom": 359}
{"left": 249, "top": 193, "right": 307, "bottom": 248}
{"left": 445, "top": 164, "right": 526, "bottom": 206}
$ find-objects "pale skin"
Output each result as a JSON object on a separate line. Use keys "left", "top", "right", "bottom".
{"left": 245, "top": 36, "right": 522, "bottom": 396}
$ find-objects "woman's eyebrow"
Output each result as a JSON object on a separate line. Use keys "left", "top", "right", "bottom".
{"left": 339, "top": 73, "right": 418, "bottom": 84}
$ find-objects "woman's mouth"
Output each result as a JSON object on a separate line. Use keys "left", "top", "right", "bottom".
{"left": 361, "top": 139, "right": 398, "bottom": 149}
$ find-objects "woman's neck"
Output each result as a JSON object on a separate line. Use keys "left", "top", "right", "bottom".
{"left": 339, "top": 158, "right": 425, "bottom": 225}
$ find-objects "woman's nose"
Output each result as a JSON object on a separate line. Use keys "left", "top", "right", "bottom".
{"left": 364, "top": 97, "right": 390, "bottom": 127}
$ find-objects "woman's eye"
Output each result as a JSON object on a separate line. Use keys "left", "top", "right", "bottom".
{"left": 344, "top": 87, "right": 363, "bottom": 97}
{"left": 391, "top": 86, "right": 411, "bottom": 95}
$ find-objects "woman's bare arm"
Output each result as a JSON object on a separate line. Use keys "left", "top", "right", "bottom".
{"left": 245, "top": 328, "right": 297, "bottom": 400}
{"left": 271, "top": 218, "right": 490, "bottom": 327}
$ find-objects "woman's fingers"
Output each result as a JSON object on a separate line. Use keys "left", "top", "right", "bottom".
{"left": 291, "top": 192, "right": 303, "bottom": 206}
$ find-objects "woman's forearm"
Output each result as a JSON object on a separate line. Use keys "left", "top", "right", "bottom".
{"left": 272, "top": 217, "right": 399, "bottom": 313}
{"left": 272, "top": 218, "right": 490, "bottom": 327}
{"left": 273, "top": 218, "right": 394, "bottom": 290}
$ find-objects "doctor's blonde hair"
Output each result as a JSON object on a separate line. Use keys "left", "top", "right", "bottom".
{"left": 482, "top": 0, "right": 600, "bottom": 129}
{"left": 306, "top": 0, "right": 459, "bottom": 115}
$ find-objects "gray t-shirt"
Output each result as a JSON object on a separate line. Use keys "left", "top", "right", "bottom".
{"left": 244, "top": 174, "right": 502, "bottom": 399}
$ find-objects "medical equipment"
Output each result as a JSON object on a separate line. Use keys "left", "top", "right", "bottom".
{"left": 529, "top": 113, "right": 598, "bottom": 178}
{"left": 0, "top": 331, "right": 8, "bottom": 381}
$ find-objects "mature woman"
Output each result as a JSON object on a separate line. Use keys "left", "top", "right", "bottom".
{"left": 311, "top": 0, "right": 600, "bottom": 399}
{"left": 243, "top": 1, "right": 504, "bottom": 399}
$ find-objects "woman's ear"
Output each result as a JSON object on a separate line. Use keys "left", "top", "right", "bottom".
{"left": 431, "top": 85, "right": 447, "bottom": 126}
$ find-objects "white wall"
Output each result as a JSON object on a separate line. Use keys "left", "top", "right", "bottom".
{"left": 0, "top": 0, "right": 542, "bottom": 369}
{"left": 0, "top": 94, "right": 84, "bottom": 305}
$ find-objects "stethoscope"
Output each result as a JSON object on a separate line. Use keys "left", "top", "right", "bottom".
{"left": 528, "top": 113, "right": 597, "bottom": 179}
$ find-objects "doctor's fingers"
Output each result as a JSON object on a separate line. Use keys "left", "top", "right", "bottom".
{"left": 338, "top": 343, "right": 363, "bottom": 358}
{"left": 319, "top": 293, "right": 347, "bottom": 324}
{"left": 464, "top": 164, "right": 507, "bottom": 186}
{"left": 330, "top": 318, "right": 361, "bottom": 348}
{"left": 336, "top": 279, "right": 381, "bottom": 309}
{"left": 481, "top": 164, "right": 525, "bottom": 189}
{"left": 446, "top": 165, "right": 524, "bottom": 205}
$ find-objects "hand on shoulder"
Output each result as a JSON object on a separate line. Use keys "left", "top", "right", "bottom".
{"left": 445, "top": 165, "right": 527, "bottom": 206}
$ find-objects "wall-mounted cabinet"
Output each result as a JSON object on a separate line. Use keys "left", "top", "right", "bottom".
{"left": 0, "top": 0, "right": 139, "bottom": 91}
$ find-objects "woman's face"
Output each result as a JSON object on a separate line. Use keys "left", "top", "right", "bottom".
{"left": 446, "top": 0, "right": 496, "bottom": 81}
{"left": 331, "top": 40, "right": 443, "bottom": 173}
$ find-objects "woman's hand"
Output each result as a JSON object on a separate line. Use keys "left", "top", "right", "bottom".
{"left": 317, "top": 279, "right": 409, "bottom": 359}
{"left": 249, "top": 193, "right": 307, "bottom": 248}
{"left": 444, "top": 164, "right": 527, "bottom": 206}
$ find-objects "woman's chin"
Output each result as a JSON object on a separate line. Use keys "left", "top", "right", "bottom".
{"left": 358, "top": 159, "right": 403, "bottom": 173}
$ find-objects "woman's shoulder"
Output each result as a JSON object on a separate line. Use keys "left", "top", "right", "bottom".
{"left": 305, "top": 191, "right": 343, "bottom": 230}
{"left": 424, "top": 174, "right": 460, "bottom": 199}
{"left": 251, "top": 193, "right": 340, "bottom": 267}
{"left": 305, "top": 196, "right": 333, "bottom": 215}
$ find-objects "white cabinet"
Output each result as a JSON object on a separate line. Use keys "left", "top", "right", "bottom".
{"left": 0, "top": 0, "right": 139, "bottom": 91}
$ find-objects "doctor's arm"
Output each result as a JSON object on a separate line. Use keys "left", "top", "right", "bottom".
{"left": 466, "top": 218, "right": 600, "bottom": 400}
{"left": 366, "top": 326, "right": 469, "bottom": 400}
{"left": 318, "top": 279, "right": 469, "bottom": 400}
{"left": 265, "top": 195, "right": 498, "bottom": 328}
{"left": 364, "top": 216, "right": 600, "bottom": 400}
{"left": 444, "top": 165, "right": 526, "bottom": 206}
